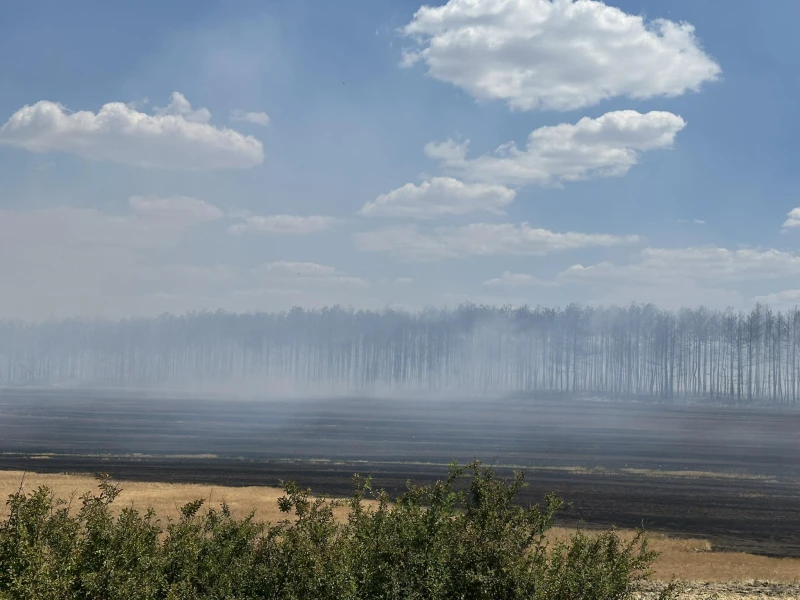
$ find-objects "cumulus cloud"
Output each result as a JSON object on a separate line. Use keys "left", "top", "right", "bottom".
{"left": 360, "top": 177, "right": 515, "bottom": 219}
{"left": 781, "top": 207, "right": 800, "bottom": 231}
{"left": 355, "top": 222, "right": 640, "bottom": 261}
{"left": 228, "top": 214, "right": 341, "bottom": 235}
{"left": 482, "top": 271, "right": 558, "bottom": 287}
{"left": 402, "top": 0, "right": 721, "bottom": 111}
{"left": 0, "top": 92, "right": 263, "bottom": 169}
{"left": 230, "top": 109, "right": 271, "bottom": 126}
{"left": 426, "top": 110, "right": 686, "bottom": 186}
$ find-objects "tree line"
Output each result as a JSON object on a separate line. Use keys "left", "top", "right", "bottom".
{"left": 1, "top": 303, "right": 799, "bottom": 403}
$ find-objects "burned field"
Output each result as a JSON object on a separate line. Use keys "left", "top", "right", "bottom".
{"left": 1, "top": 388, "right": 799, "bottom": 558}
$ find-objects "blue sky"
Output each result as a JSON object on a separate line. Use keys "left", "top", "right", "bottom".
{"left": 2, "top": 0, "right": 800, "bottom": 319}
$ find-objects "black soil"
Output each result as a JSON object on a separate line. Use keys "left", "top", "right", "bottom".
{"left": 1, "top": 388, "right": 798, "bottom": 557}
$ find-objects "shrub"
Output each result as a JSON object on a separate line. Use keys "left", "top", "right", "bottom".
{"left": 0, "top": 462, "right": 679, "bottom": 600}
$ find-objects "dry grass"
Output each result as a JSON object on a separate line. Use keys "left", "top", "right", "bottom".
{"left": 546, "top": 528, "right": 800, "bottom": 585}
{"left": 1, "top": 470, "right": 799, "bottom": 589}
{"left": 262, "top": 460, "right": 779, "bottom": 483}
{"left": 0, "top": 470, "right": 359, "bottom": 524}
{"left": 618, "top": 468, "right": 778, "bottom": 483}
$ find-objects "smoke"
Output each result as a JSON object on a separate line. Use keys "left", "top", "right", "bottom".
{"left": 1, "top": 303, "right": 798, "bottom": 403}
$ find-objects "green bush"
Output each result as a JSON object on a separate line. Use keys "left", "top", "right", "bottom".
{"left": 0, "top": 462, "right": 679, "bottom": 600}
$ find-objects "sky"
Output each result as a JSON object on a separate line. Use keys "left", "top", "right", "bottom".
{"left": 2, "top": 0, "right": 800, "bottom": 320}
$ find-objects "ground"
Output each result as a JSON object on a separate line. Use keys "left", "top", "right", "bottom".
{"left": 1, "top": 388, "right": 799, "bottom": 597}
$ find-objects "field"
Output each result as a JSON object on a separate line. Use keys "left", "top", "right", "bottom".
{"left": 1, "top": 388, "right": 799, "bottom": 597}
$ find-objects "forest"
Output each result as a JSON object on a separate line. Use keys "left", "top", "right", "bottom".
{"left": 1, "top": 303, "right": 799, "bottom": 404}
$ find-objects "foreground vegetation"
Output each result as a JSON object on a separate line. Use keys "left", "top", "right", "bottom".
{"left": 3, "top": 468, "right": 798, "bottom": 586}
{"left": 0, "top": 462, "right": 678, "bottom": 600}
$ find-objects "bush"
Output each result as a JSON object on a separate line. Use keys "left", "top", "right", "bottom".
{"left": 0, "top": 462, "right": 679, "bottom": 600}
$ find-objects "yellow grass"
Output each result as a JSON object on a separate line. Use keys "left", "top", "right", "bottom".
{"left": 1, "top": 470, "right": 799, "bottom": 588}
{"left": 618, "top": 468, "right": 778, "bottom": 483}
{"left": 0, "top": 470, "right": 357, "bottom": 524}
{"left": 546, "top": 528, "right": 800, "bottom": 584}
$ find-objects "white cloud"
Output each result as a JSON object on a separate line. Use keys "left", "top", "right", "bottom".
{"left": 482, "top": 271, "right": 559, "bottom": 287}
{"left": 255, "top": 261, "right": 369, "bottom": 288}
{"left": 557, "top": 246, "right": 800, "bottom": 308}
{"left": 360, "top": 177, "right": 515, "bottom": 219}
{"left": 258, "top": 261, "right": 338, "bottom": 276}
{"left": 426, "top": 110, "right": 686, "bottom": 186}
{"left": 125, "top": 98, "right": 150, "bottom": 111}
{"left": 754, "top": 289, "right": 800, "bottom": 308}
{"left": 356, "top": 222, "right": 640, "bottom": 261}
{"left": 230, "top": 109, "right": 271, "bottom": 126}
{"left": 782, "top": 207, "right": 800, "bottom": 231}
{"left": 377, "top": 277, "right": 414, "bottom": 285}
{"left": 128, "top": 195, "right": 224, "bottom": 225}
{"left": 228, "top": 214, "right": 341, "bottom": 235}
{"left": 154, "top": 92, "right": 212, "bottom": 124}
{"left": 0, "top": 93, "right": 263, "bottom": 170}
{"left": 402, "top": 0, "right": 720, "bottom": 111}
{"left": 677, "top": 218, "right": 706, "bottom": 225}
{"left": 560, "top": 246, "right": 800, "bottom": 285}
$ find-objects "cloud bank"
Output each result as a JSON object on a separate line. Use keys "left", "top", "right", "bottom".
{"left": 228, "top": 214, "right": 341, "bottom": 235}
{"left": 356, "top": 222, "right": 640, "bottom": 261}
